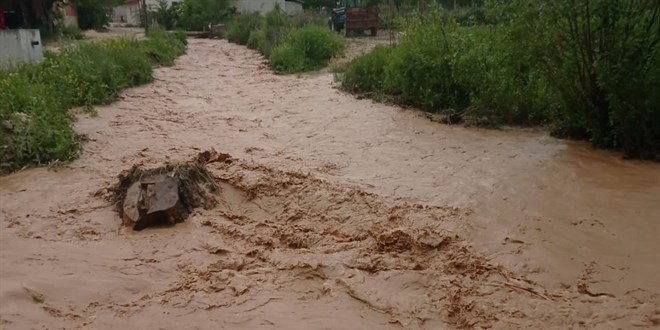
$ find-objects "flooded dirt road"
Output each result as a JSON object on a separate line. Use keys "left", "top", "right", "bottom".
{"left": 1, "top": 39, "right": 659, "bottom": 329}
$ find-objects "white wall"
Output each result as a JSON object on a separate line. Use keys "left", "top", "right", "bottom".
{"left": 235, "top": 0, "right": 285, "bottom": 14}
{"left": 0, "top": 29, "right": 43, "bottom": 68}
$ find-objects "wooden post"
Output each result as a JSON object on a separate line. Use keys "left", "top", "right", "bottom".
{"left": 142, "top": 0, "right": 149, "bottom": 34}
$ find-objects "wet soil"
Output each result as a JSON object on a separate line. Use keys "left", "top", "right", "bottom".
{"left": 1, "top": 39, "right": 659, "bottom": 329}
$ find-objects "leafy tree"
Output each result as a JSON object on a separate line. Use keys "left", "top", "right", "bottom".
{"left": 179, "top": 0, "right": 235, "bottom": 31}
{"left": 489, "top": 0, "right": 660, "bottom": 158}
{"left": 150, "top": 0, "right": 181, "bottom": 30}
{"left": 71, "top": 0, "right": 121, "bottom": 30}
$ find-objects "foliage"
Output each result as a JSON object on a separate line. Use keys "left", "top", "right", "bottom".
{"left": 72, "top": 0, "right": 121, "bottom": 30}
{"left": 269, "top": 43, "right": 309, "bottom": 73}
{"left": 0, "top": 73, "right": 77, "bottom": 171}
{"left": 489, "top": 0, "right": 660, "bottom": 158}
{"left": 269, "top": 24, "right": 344, "bottom": 73}
{"left": 59, "top": 26, "right": 84, "bottom": 40}
{"left": 383, "top": 10, "right": 469, "bottom": 111}
{"left": 178, "top": 0, "right": 236, "bottom": 31}
{"left": 225, "top": 12, "right": 263, "bottom": 44}
{"left": 247, "top": 6, "right": 294, "bottom": 57}
{"left": 342, "top": 45, "right": 393, "bottom": 94}
{"left": 150, "top": 0, "right": 181, "bottom": 30}
{"left": 341, "top": 1, "right": 660, "bottom": 159}
{"left": 144, "top": 28, "right": 188, "bottom": 65}
{"left": 227, "top": 9, "right": 342, "bottom": 74}
{"left": 0, "top": 31, "right": 187, "bottom": 173}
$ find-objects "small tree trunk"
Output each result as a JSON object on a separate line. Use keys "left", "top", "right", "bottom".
{"left": 142, "top": 0, "right": 149, "bottom": 33}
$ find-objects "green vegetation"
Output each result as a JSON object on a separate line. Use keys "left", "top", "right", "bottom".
{"left": 226, "top": 9, "right": 344, "bottom": 74}
{"left": 226, "top": 12, "right": 263, "bottom": 44}
{"left": 59, "top": 26, "right": 84, "bottom": 40}
{"left": 0, "top": 30, "right": 187, "bottom": 174}
{"left": 178, "top": 0, "right": 236, "bottom": 30}
{"left": 146, "top": 0, "right": 236, "bottom": 31}
{"left": 72, "top": 0, "right": 122, "bottom": 30}
{"left": 341, "top": 1, "right": 660, "bottom": 159}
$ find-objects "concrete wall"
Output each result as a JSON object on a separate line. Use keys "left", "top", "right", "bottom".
{"left": 0, "top": 29, "right": 43, "bottom": 68}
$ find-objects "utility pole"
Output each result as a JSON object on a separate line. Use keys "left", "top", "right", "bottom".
{"left": 142, "top": 0, "right": 149, "bottom": 34}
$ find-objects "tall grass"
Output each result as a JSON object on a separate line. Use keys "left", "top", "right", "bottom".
{"left": 341, "top": 3, "right": 659, "bottom": 159}
{"left": 0, "top": 30, "right": 187, "bottom": 174}
{"left": 226, "top": 9, "right": 344, "bottom": 74}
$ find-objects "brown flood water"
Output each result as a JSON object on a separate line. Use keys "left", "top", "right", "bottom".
{"left": 1, "top": 39, "right": 659, "bottom": 329}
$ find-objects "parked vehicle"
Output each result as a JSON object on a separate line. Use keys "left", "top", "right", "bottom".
{"left": 329, "top": 0, "right": 378, "bottom": 36}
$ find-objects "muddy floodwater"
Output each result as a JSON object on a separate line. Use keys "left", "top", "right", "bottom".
{"left": 1, "top": 39, "right": 659, "bottom": 329}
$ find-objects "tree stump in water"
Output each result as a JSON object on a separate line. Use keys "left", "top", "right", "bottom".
{"left": 122, "top": 174, "right": 189, "bottom": 230}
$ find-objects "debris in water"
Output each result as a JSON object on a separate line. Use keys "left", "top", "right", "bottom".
{"left": 109, "top": 153, "right": 221, "bottom": 230}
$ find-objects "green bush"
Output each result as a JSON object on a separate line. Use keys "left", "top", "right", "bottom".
{"left": 226, "top": 9, "right": 343, "bottom": 74}
{"left": 59, "top": 26, "right": 84, "bottom": 40}
{"left": 74, "top": 0, "right": 118, "bottom": 30}
{"left": 289, "top": 25, "right": 343, "bottom": 65}
{"left": 225, "top": 12, "right": 263, "bottom": 45}
{"left": 454, "top": 25, "right": 556, "bottom": 125}
{"left": 247, "top": 8, "right": 294, "bottom": 57}
{"left": 383, "top": 11, "right": 469, "bottom": 112}
{"left": 342, "top": 45, "right": 393, "bottom": 94}
{"left": 144, "top": 28, "right": 187, "bottom": 66}
{"left": 0, "top": 31, "right": 187, "bottom": 173}
{"left": 341, "top": 1, "right": 659, "bottom": 159}
{"left": 0, "top": 73, "right": 76, "bottom": 170}
{"left": 179, "top": 0, "right": 235, "bottom": 31}
{"left": 269, "top": 25, "right": 343, "bottom": 73}
{"left": 269, "top": 43, "right": 309, "bottom": 73}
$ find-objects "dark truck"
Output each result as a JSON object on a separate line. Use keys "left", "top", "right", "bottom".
{"left": 329, "top": 0, "right": 379, "bottom": 36}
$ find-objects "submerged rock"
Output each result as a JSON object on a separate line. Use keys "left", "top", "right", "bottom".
{"left": 109, "top": 152, "right": 222, "bottom": 231}
{"left": 122, "top": 174, "right": 189, "bottom": 230}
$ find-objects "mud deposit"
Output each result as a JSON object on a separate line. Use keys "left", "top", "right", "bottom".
{"left": 1, "top": 39, "right": 659, "bottom": 329}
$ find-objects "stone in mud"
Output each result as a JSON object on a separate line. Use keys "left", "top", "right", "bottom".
{"left": 122, "top": 174, "right": 189, "bottom": 230}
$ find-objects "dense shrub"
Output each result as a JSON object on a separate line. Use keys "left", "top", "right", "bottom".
{"left": 342, "top": 45, "right": 393, "bottom": 94}
{"left": 225, "top": 12, "right": 263, "bottom": 45}
{"left": 227, "top": 10, "right": 343, "bottom": 74}
{"left": 0, "top": 31, "right": 187, "bottom": 173}
{"left": 144, "top": 28, "right": 188, "bottom": 65}
{"left": 73, "top": 0, "right": 118, "bottom": 30}
{"left": 269, "top": 44, "right": 308, "bottom": 73}
{"left": 383, "top": 12, "right": 470, "bottom": 112}
{"left": 342, "top": 1, "right": 660, "bottom": 159}
{"left": 178, "top": 0, "right": 235, "bottom": 31}
{"left": 247, "top": 7, "right": 294, "bottom": 57}
{"left": 0, "top": 74, "right": 76, "bottom": 170}
{"left": 269, "top": 24, "right": 344, "bottom": 73}
{"left": 59, "top": 26, "right": 84, "bottom": 40}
